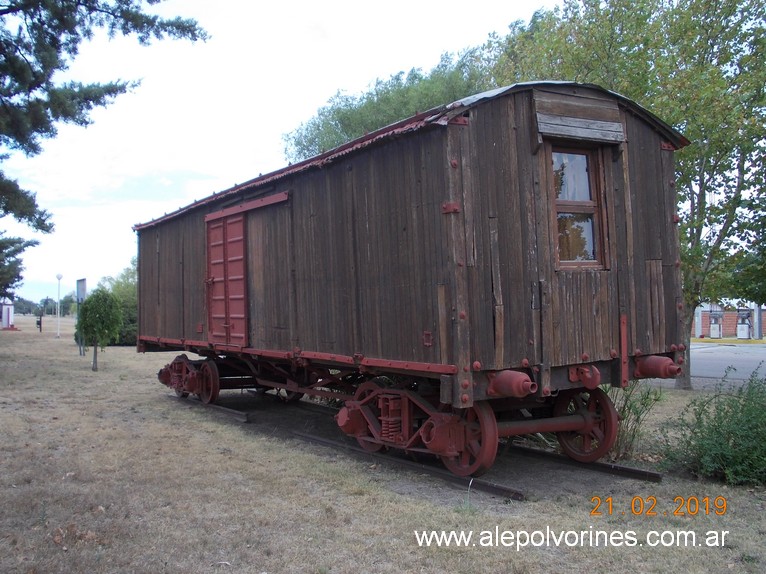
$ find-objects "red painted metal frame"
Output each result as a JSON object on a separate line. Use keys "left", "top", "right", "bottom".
{"left": 360, "top": 357, "right": 457, "bottom": 375}
{"left": 206, "top": 214, "right": 248, "bottom": 347}
{"left": 261, "top": 379, "right": 354, "bottom": 402}
{"left": 340, "top": 386, "right": 451, "bottom": 455}
{"left": 619, "top": 314, "right": 629, "bottom": 388}
{"left": 138, "top": 335, "right": 458, "bottom": 376}
{"left": 204, "top": 191, "right": 290, "bottom": 223}
{"left": 298, "top": 350, "right": 357, "bottom": 366}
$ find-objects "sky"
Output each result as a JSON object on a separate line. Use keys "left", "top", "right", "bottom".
{"left": 3, "top": 0, "right": 561, "bottom": 304}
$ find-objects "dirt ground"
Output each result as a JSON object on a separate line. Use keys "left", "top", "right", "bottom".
{"left": 1, "top": 315, "right": 764, "bottom": 574}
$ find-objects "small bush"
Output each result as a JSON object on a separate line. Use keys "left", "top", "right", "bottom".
{"left": 607, "top": 381, "right": 662, "bottom": 460}
{"left": 661, "top": 367, "right": 766, "bottom": 485}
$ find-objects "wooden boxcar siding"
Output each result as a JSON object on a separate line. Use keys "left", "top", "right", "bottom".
{"left": 287, "top": 129, "right": 453, "bottom": 363}
{"left": 247, "top": 200, "right": 295, "bottom": 350}
{"left": 184, "top": 213, "right": 208, "bottom": 341}
{"left": 137, "top": 225, "right": 158, "bottom": 336}
{"left": 291, "top": 167, "right": 358, "bottom": 355}
{"left": 541, "top": 142, "right": 621, "bottom": 368}
{"left": 454, "top": 86, "right": 683, "bottom": 371}
{"left": 624, "top": 112, "right": 682, "bottom": 354}
{"left": 460, "top": 88, "right": 627, "bottom": 370}
{"left": 138, "top": 212, "right": 207, "bottom": 342}
{"left": 459, "top": 93, "right": 541, "bottom": 371}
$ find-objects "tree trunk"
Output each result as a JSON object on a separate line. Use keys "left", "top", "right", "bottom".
{"left": 91, "top": 343, "right": 98, "bottom": 372}
{"left": 675, "top": 304, "right": 694, "bottom": 390}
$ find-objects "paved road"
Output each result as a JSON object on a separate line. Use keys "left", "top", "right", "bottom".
{"left": 648, "top": 343, "right": 764, "bottom": 390}
{"left": 689, "top": 342, "right": 765, "bottom": 381}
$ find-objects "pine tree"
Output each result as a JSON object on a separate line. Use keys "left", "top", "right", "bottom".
{"left": 0, "top": 1, "right": 207, "bottom": 297}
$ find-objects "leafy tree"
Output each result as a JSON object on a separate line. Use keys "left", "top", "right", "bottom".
{"left": 733, "top": 257, "right": 766, "bottom": 306}
{"left": 77, "top": 286, "right": 122, "bottom": 371}
{"left": 486, "top": 0, "right": 766, "bottom": 389}
{"left": 283, "top": 50, "right": 494, "bottom": 162}
{"left": 12, "top": 295, "right": 34, "bottom": 314}
{"left": 38, "top": 296, "right": 53, "bottom": 315}
{"left": 99, "top": 257, "right": 137, "bottom": 345}
{"left": 0, "top": 1, "right": 207, "bottom": 297}
{"left": 60, "top": 292, "right": 75, "bottom": 316}
{"left": 729, "top": 230, "right": 766, "bottom": 305}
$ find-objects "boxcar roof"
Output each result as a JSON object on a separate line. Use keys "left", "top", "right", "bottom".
{"left": 134, "top": 81, "right": 688, "bottom": 230}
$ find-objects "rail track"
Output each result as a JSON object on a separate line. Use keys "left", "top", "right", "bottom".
{"left": 501, "top": 443, "right": 663, "bottom": 483}
{"left": 167, "top": 392, "right": 663, "bottom": 500}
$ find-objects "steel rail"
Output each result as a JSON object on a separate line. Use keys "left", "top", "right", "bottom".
{"left": 168, "top": 394, "right": 663, "bottom": 489}
{"left": 167, "top": 394, "right": 524, "bottom": 499}
{"left": 504, "top": 443, "right": 664, "bottom": 483}
{"left": 296, "top": 402, "right": 664, "bottom": 483}
{"left": 291, "top": 431, "right": 526, "bottom": 501}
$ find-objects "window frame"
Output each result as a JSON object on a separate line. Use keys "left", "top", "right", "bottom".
{"left": 546, "top": 142, "right": 610, "bottom": 270}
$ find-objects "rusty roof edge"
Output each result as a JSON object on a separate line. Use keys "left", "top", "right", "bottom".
{"left": 444, "top": 81, "right": 690, "bottom": 148}
{"left": 134, "top": 81, "right": 688, "bottom": 231}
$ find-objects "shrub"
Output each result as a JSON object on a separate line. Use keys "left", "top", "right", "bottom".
{"left": 661, "top": 367, "right": 766, "bottom": 485}
{"left": 606, "top": 381, "right": 662, "bottom": 460}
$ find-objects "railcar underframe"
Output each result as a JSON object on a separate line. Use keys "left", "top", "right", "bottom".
{"left": 147, "top": 340, "right": 681, "bottom": 476}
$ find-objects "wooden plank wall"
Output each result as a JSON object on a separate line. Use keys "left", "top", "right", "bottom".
{"left": 461, "top": 88, "right": 624, "bottom": 370}
{"left": 286, "top": 130, "right": 451, "bottom": 363}
{"left": 533, "top": 87, "right": 624, "bottom": 142}
{"left": 137, "top": 212, "right": 207, "bottom": 342}
{"left": 291, "top": 168, "right": 357, "bottom": 355}
{"left": 182, "top": 213, "right": 207, "bottom": 341}
{"left": 137, "top": 228, "right": 158, "bottom": 337}
{"left": 626, "top": 114, "right": 681, "bottom": 353}
{"left": 660, "top": 148, "right": 683, "bottom": 347}
{"left": 358, "top": 131, "right": 449, "bottom": 363}
{"left": 247, "top": 202, "right": 294, "bottom": 350}
{"left": 138, "top": 130, "right": 455, "bottom": 365}
{"left": 138, "top": 218, "right": 183, "bottom": 339}
{"left": 463, "top": 86, "right": 643, "bottom": 369}
{"left": 461, "top": 93, "right": 540, "bottom": 370}
{"left": 548, "top": 270, "right": 619, "bottom": 365}
{"left": 625, "top": 113, "right": 682, "bottom": 353}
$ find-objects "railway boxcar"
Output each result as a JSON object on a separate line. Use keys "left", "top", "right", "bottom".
{"left": 135, "top": 82, "right": 688, "bottom": 476}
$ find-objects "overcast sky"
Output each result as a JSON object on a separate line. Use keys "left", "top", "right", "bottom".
{"left": 3, "top": 0, "right": 561, "bottom": 304}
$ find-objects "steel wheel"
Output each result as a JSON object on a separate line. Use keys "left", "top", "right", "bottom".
{"left": 553, "top": 387, "right": 618, "bottom": 462}
{"left": 199, "top": 360, "right": 220, "bottom": 405}
{"left": 167, "top": 354, "right": 190, "bottom": 398}
{"left": 441, "top": 402, "right": 499, "bottom": 477}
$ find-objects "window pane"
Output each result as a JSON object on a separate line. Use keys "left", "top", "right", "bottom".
{"left": 557, "top": 213, "right": 597, "bottom": 261}
{"left": 553, "top": 152, "right": 591, "bottom": 201}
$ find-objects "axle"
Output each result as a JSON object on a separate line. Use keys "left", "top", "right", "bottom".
{"left": 496, "top": 414, "right": 587, "bottom": 438}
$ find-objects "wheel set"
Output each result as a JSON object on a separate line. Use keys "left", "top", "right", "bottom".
{"left": 163, "top": 354, "right": 620, "bottom": 477}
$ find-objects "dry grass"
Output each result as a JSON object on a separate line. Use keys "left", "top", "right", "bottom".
{"left": 1, "top": 315, "right": 765, "bottom": 573}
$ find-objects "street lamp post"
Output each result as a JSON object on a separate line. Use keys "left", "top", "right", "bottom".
{"left": 56, "top": 273, "right": 63, "bottom": 339}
